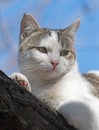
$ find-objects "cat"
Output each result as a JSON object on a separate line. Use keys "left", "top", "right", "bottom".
{"left": 11, "top": 13, "right": 99, "bottom": 130}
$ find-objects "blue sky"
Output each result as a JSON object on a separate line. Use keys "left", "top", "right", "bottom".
{"left": 0, "top": 0, "right": 99, "bottom": 75}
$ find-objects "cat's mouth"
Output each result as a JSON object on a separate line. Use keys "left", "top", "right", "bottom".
{"left": 45, "top": 66, "right": 58, "bottom": 72}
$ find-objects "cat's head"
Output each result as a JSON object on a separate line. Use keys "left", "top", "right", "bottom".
{"left": 19, "top": 13, "right": 80, "bottom": 82}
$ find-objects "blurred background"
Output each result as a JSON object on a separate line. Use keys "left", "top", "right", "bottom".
{"left": 0, "top": 0, "right": 99, "bottom": 75}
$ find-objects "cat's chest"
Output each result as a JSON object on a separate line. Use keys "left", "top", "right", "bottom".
{"left": 31, "top": 76, "right": 90, "bottom": 108}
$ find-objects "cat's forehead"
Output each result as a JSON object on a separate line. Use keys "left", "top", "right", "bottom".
{"left": 40, "top": 31, "right": 61, "bottom": 50}
{"left": 40, "top": 29, "right": 73, "bottom": 50}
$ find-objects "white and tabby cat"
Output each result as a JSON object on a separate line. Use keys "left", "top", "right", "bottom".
{"left": 11, "top": 13, "right": 99, "bottom": 130}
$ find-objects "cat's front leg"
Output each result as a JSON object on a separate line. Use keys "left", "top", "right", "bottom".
{"left": 57, "top": 100, "right": 99, "bottom": 130}
{"left": 11, "top": 72, "right": 31, "bottom": 92}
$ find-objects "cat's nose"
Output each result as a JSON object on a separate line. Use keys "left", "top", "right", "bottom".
{"left": 50, "top": 60, "right": 59, "bottom": 70}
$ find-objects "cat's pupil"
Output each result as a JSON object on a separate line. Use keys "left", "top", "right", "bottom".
{"left": 37, "top": 47, "right": 47, "bottom": 53}
{"left": 60, "top": 50, "right": 69, "bottom": 56}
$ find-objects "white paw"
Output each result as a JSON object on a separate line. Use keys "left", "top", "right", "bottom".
{"left": 11, "top": 72, "right": 31, "bottom": 92}
{"left": 57, "top": 101, "right": 95, "bottom": 130}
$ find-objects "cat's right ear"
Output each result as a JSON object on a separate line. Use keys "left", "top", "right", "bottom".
{"left": 20, "top": 13, "right": 42, "bottom": 41}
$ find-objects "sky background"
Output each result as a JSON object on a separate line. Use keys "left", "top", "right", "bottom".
{"left": 0, "top": 0, "right": 99, "bottom": 76}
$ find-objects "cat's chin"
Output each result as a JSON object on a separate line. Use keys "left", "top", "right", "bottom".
{"left": 45, "top": 68, "right": 57, "bottom": 72}
{"left": 41, "top": 69, "right": 66, "bottom": 82}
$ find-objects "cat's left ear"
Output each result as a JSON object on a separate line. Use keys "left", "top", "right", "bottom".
{"left": 62, "top": 19, "right": 80, "bottom": 38}
{"left": 20, "top": 13, "right": 42, "bottom": 41}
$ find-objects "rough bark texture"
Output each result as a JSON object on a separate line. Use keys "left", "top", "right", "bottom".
{"left": 0, "top": 70, "right": 76, "bottom": 130}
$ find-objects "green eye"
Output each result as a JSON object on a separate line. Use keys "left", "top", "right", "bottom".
{"left": 60, "top": 50, "right": 69, "bottom": 56}
{"left": 37, "top": 47, "right": 47, "bottom": 53}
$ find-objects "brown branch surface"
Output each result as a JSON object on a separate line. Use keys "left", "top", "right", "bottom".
{"left": 0, "top": 70, "right": 76, "bottom": 130}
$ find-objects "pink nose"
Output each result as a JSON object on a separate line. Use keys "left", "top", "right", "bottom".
{"left": 50, "top": 60, "right": 59, "bottom": 70}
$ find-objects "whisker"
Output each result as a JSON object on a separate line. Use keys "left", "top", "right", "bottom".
{"left": 23, "top": 68, "right": 37, "bottom": 75}
{"left": 21, "top": 65, "right": 41, "bottom": 75}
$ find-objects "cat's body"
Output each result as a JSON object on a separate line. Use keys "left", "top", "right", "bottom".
{"left": 11, "top": 14, "right": 99, "bottom": 130}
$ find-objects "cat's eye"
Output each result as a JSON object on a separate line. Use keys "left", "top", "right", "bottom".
{"left": 60, "top": 50, "right": 69, "bottom": 56}
{"left": 37, "top": 47, "right": 47, "bottom": 53}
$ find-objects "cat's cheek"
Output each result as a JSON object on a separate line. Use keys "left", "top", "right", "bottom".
{"left": 60, "top": 58, "right": 68, "bottom": 69}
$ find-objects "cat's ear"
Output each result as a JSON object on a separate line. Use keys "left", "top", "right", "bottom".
{"left": 62, "top": 19, "right": 80, "bottom": 38}
{"left": 20, "top": 13, "right": 42, "bottom": 40}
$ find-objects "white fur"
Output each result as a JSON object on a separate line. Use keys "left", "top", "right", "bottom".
{"left": 40, "top": 31, "right": 61, "bottom": 51}
{"left": 17, "top": 31, "right": 99, "bottom": 130}
{"left": 58, "top": 99, "right": 99, "bottom": 130}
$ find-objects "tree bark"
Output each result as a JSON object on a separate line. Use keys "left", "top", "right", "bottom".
{"left": 0, "top": 70, "right": 76, "bottom": 130}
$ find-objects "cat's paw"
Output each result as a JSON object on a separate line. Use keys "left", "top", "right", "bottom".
{"left": 11, "top": 72, "right": 31, "bottom": 92}
{"left": 57, "top": 101, "right": 94, "bottom": 130}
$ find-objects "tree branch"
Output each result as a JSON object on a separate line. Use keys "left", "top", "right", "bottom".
{"left": 0, "top": 70, "right": 76, "bottom": 130}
